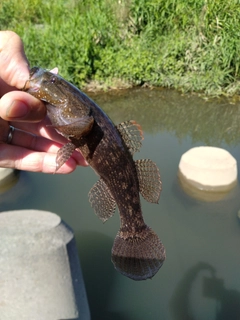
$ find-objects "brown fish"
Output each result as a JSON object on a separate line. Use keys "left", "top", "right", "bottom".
{"left": 24, "top": 67, "right": 166, "bottom": 280}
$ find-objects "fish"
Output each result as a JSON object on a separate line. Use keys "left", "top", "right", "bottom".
{"left": 23, "top": 67, "right": 166, "bottom": 280}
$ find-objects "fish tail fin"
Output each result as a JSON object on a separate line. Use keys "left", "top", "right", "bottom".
{"left": 111, "top": 226, "right": 166, "bottom": 281}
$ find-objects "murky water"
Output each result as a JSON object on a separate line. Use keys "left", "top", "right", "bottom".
{"left": 1, "top": 88, "right": 240, "bottom": 320}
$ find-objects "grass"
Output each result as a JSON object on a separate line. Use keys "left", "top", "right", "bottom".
{"left": 1, "top": 0, "right": 240, "bottom": 95}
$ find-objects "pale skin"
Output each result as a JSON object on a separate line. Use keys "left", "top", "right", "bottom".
{"left": 0, "top": 31, "right": 87, "bottom": 173}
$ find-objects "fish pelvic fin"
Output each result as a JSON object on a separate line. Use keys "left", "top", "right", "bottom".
{"left": 55, "top": 142, "right": 76, "bottom": 171}
{"left": 111, "top": 226, "right": 166, "bottom": 280}
{"left": 135, "top": 159, "right": 162, "bottom": 204}
{"left": 116, "top": 120, "right": 143, "bottom": 154}
{"left": 88, "top": 178, "right": 116, "bottom": 222}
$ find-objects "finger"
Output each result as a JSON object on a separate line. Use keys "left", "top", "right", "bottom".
{"left": 0, "top": 31, "right": 29, "bottom": 92}
{"left": 0, "top": 91, "right": 46, "bottom": 122}
{"left": 0, "top": 118, "right": 9, "bottom": 143}
{"left": 9, "top": 118, "right": 71, "bottom": 146}
{"left": 8, "top": 122, "right": 88, "bottom": 166}
{"left": 0, "top": 115, "right": 88, "bottom": 168}
{"left": 0, "top": 107, "right": 70, "bottom": 152}
{"left": 0, "top": 143, "right": 78, "bottom": 174}
{"left": 0, "top": 91, "right": 71, "bottom": 145}
{"left": 0, "top": 125, "right": 88, "bottom": 171}
{"left": 8, "top": 127, "right": 88, "bottom": 167}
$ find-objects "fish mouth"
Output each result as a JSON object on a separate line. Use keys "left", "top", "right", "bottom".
{"left": 22, "top": 79, "right": 41, "bottom": 93}
{"left": 29, "top": 66, "right": 41, "bottom": 79}
{"left": 22, "top": 67, "right": 43, "bottom": 92}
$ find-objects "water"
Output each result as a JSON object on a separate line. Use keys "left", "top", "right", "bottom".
{"left": 1, "top": 88, "right": 240, "bottom": 320}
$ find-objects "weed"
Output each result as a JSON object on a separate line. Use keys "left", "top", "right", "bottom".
{"left": 0, "top": 0, "right": 240, "bottom": 95}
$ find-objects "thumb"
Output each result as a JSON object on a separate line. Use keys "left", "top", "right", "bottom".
{"left": 0, "top": 31, "right": 30, "bottom": 90}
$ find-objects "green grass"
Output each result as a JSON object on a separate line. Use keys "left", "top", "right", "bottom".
{"left": 1, "top": 0, "right": 240, "bottom": 95}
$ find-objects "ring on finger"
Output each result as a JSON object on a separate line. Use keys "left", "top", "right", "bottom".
{"left": 6, "top": 125, "right": 15, "bottom": 144}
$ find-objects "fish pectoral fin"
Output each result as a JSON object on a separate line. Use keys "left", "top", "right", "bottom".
{"left": 53, "top": 115, "right": 94, "bottom": 137}
{"left": 55, "top": 142, "right": 76, "bottom": 171}
{"left": 88, "top": 179, "right": 116, "bottom": 222}
{"left": 116, "top": 120, "right": 143, "bottom": 154}
{"left": 135, "top": 159, "right": 162, "bottom": 204}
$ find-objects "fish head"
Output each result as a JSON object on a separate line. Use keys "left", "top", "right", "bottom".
{"left": 23, "top": 67, "right": 67, "bottom": 106}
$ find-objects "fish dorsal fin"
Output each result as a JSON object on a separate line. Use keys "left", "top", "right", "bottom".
{"left": 88, "top": 178, "right": 116, "bottom": 222}
{"left": 135, "top": 159, "right": 162, "bottom": 204}
{"left": 116, "top": 120, "right": 144, "bottom": 154}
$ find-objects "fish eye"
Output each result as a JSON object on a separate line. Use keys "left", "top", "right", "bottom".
{"left": 50, "top": 76, "right": 57, "bottom": 83}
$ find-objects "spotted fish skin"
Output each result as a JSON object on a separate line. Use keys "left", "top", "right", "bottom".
{"left": 24, "top": 67, "right": 166, "bottom": 280}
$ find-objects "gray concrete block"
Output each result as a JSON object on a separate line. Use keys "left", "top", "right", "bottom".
{"left": 0, "top": 210, "right": 90, "bottom": 320}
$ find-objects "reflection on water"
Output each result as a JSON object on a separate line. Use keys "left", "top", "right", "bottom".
{"left": 0, "top": 171, "right": 31, "bottom": 206}
{"left": 0, "top": 169, "right": 20, "bottom": 194}
{"left": 1, "top": 88, "right": 240, "bottom": 320}
{"left": 170, "top": 262, "right": 240, "bottom": 320}
{"left": 91, "top": 88, "right": 240, "bottom": 145}
{"left": 203, "top": 272, "right": 240, "bottom": 320}
{"left": 75, "top": 231, "right": 121, "bottom": 320}
{"left": 170, "top": 262, "right": 216, "bottom": 320}
{"left": 178, "top": 170, "right": 239, "bottom": 202}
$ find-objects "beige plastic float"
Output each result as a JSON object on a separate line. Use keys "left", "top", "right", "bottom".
{"left": 178, "top": 146, "right": 238, "bottom": 201}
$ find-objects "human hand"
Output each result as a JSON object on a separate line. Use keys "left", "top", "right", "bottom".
{"left": 0, "top": 31, "right": 87, "bottom": 173}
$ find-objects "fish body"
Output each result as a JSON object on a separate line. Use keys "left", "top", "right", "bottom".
{"left": 24, "top": 67, "right": 166, "bottom": 280}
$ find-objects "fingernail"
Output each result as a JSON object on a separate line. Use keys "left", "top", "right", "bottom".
{"left": 6, "top": 100, "right": 29, "bottom": 119}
